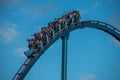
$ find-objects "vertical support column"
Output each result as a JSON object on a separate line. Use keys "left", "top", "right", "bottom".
{"left": 61, "top": 35, "right": 69, "bottom": 80}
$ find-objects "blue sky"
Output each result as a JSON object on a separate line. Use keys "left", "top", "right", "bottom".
{"left": 0, "top": 0, "right": 120, "bottom": 80}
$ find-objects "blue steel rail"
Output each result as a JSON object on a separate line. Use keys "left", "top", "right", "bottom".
{"left": 13, "top": 20, "right": 120, "bottom": 80}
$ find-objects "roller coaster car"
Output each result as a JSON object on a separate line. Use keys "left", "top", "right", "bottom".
{"left": 24, "top": 49, "right": 38, "bottom": 58}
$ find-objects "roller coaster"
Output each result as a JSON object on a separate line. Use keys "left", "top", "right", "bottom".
{"left": 13, "top": 10, "right": 120, "bottom": 80}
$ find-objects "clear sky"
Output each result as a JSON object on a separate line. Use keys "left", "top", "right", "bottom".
{"left": 0, "top": 0, "right": 120, "bottom": 80}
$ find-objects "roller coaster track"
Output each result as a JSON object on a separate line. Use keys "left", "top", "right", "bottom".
{"left": 13, "top": 20, "right": 120, "bottom": 80}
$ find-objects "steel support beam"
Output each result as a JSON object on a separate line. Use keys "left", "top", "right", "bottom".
{"left": 61, "top": 35, "right": 69, "bottom": 80}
